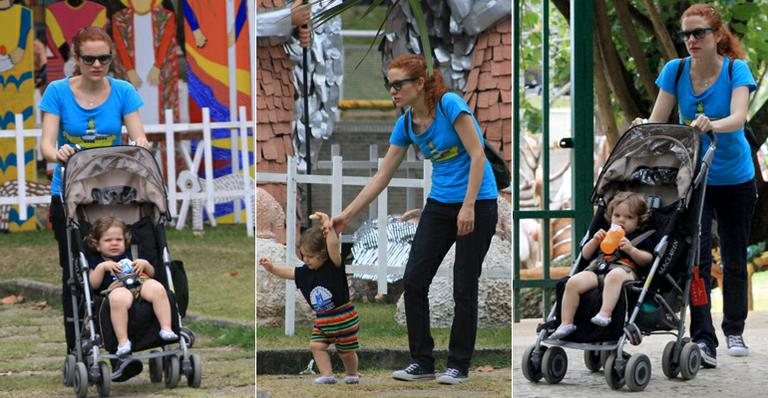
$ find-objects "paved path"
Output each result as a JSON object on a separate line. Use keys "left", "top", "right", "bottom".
{"left": 513, "top": 311, "right": 768, "bottom": 397}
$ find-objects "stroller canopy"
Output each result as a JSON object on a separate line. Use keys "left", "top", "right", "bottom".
{"left": 592, "top": 124, "right": 700, "bottom": 207}
{"left": 63, "top": 146, "right": 167, "bottom": 222}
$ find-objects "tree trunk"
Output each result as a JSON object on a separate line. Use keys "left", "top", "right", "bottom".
{"left": 594, "top": 38, "right": 619, "bottom": 149}
{"left": 642, "top": 0, "right": 678, "bottom": 61}
{"left": 594, "top": 0, "right": 641, "bottom": 121}
{"left": 748, "top": 103, "right": 768, "bottom": 244}
{"left": 613, "top": 0, "right": 658, "bottom": 99}
{"left": 551, "top": 0, "right": 570, "bottom": 24}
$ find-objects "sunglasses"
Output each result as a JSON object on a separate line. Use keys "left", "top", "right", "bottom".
{"left": 384, "top": 77, "right": 418, "bottom": 92}
{"left": 676, "top": 28, "right": 714, "bottom": 41}
{"left": 80, "top": 54, "right": 113, "bottom": 65}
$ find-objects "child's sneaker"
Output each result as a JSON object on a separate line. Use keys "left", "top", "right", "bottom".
{"left": 345, "top": 374, "right": 360, "bottom": 384}
{"left": 591, "top": 313, "right": 611, "bottom": 326}
{"left": 549, "top": 323, "right": 577, "bottom": 339}
{"left": 437, "top": 368, "right": 468, "bottom": 384}
{"left": 392, "top": 363, "right": 435, "bottom": 381}
{"left": 159, "top": 329, "right": 179, "bottom": 341}
{"left": 115, "top": 340, "right": 132, "bottom": 356}
{"left": 313, "top": 375, "right": 337, "bottom": 384}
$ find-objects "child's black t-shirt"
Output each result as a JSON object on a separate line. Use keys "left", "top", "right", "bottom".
{"left": 294, "top": 259, "right": 349, "bottom": 314}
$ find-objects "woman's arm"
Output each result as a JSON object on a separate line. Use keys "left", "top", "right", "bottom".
{"left": 123, "top": 111, "right": 150, "bottom": 148}
{"left": 331, "top": 145, "right": 407, "bottom": 234}
{"left": 647, "top": 89, "right": 677, "bottom": 123}
{"left": 707, "top": 86, "right": 750, "bottom": 133}
{"left": 41, "top": 112, "right": 72, "bottom": 162}
{"left": 453, "top": 113, "right": 485, "bottom": 236}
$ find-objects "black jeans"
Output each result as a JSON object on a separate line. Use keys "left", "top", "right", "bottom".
{"left": 402, "top": 198, "right": 497, "bottom": 373}
{"left": 691, "top": 180, "right": 757, "bottom": 348}
{"left": 51, "top": 196, "right": 76, "bottom": 352}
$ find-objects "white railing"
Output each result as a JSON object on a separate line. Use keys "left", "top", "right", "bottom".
{"left": 0, "top": 106, "right": 254, "bottom": 236}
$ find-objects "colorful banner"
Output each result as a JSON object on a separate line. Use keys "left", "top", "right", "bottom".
{"left": 0, "top": 2, "right": 36, "bottom": 232}
{"left": 184, "top": 0, "right": 252, "bottom": 223}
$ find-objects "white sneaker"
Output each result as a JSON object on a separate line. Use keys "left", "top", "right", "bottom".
{"left": 345, "top": 374, "right": 360, "bottom": 384}
{"left": 437, "top": 368, "right": 468, "bottom": 384}
{"left": 591, "top": 313, "right": 611, "bottom": 326}
{"left": 313, "top": 374, "right": 337, "bottom": 384}
{"left": 726, "top": 335, "right": 749, "bottom": 356}
{"left": 550, "top": 323, "right": 577, "bottom": 339}
{"left": 159, "top": 329, "right": 179, "bottom": 341}
{"left": 115, "top": 341, "right": 132, "bottom": 356}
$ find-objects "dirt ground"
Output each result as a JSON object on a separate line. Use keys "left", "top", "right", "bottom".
{"left": 0, "top": 302, "right": 254, "bottom": 398}
{"left": 257, "top": 368, "right": 512, "bottom": 398}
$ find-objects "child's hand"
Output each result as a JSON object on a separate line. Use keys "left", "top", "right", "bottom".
{"left": 259, "top": 258, "right": 274, "bottom": 272}
{"left": 132, "top": 259, "right": 151, "bottom": 274}
{"left": 618, "top": 237, "right": 634, "bottom": 252}
{"left": 310, "top": 211, "right": 330, "bottom": 223}
{"left": 101, "top": 261, "right": 120, "bottom": 275}
{"left": 593, "top": 229, "right": 607, "bottom": 242}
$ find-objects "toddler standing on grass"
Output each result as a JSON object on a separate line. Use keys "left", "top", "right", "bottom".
{"left": 259, "top": 211, "right": 360, "bottom": 384}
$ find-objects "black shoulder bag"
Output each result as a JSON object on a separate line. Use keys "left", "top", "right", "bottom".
{"left": 404, "top": 94, "right": 511, "bottom": 190}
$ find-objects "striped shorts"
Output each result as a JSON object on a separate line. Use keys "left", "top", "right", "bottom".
{"left": 311, "top": 302, "right": 360, "bottom": 352}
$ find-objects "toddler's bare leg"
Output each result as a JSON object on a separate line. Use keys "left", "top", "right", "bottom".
{"left": 598, "top": 269, "right": 634, "bottom": 316}
{"left": 109, "top": 288, "right": 134, "bottom": 345}
{"left": 140, "top": 280, "right": 173, "bottom": 330}
{"left": 338, "top": 350, "right": 359, "bottom": 376}
{"left": 310, "top": 341, "right": 333, "bottom": 376}
{"left": 561, "top": 271, "right": 599, "bottom": 324}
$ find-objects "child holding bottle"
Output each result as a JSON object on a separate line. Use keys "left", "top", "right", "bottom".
{"left": 550, "top": 191, "right": 654, "bottom": 339}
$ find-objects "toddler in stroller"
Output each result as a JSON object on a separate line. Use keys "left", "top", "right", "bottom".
{"left": 87, "top": 216, "right": 178, "bottom": 357}
{"left": 550, "top": 192, "right": 654, "bottom": 339}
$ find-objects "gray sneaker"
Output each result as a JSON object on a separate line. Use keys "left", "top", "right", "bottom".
{"left": 697, "top": 342, "right": 717, "bottom": 369}
{"left": 726, "top": 335, "right": 749, "bottom": 357}
{"left": 392, "top": 363, "right": 435, "bottom": 381}
{"left": 437, "top": 368, "right": 468, "bottom": 384}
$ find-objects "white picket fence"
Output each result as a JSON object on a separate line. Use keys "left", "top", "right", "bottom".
{"left": 0, "top": 106, "right": 254, "bottom": 236}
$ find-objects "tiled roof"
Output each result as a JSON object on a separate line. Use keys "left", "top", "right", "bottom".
{"left": 464, "top": 18, "right": 512, "bottom": 163}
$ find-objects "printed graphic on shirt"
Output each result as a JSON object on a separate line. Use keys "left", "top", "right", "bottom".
{"left": 425, "top": 141, "right": 459, "bottom": 162}
{"left": 63, "top": 118, "right": 115, "bottom": 148}
{"left": 310, "top": 286, "right": 335, "bottom": 313}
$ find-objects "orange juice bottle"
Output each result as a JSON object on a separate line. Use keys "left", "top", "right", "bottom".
{"left": 600, "top": 224, "right": 625, "bottom": 254}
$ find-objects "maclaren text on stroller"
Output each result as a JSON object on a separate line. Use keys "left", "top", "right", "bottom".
{"left": 60, "top": 145, "right": 201, "bottom": 398}
{"left": 521, "top": 124, "right": 717, "bottom": 391}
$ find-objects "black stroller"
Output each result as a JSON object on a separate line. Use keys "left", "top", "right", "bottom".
{"left": 521, "top": 124, "right": 717, "bottom": 391}
{"left": 59, "top": 146, "right": 201, "bottom": 397}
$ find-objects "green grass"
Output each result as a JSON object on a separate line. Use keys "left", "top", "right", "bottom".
{"left": 185, "top": 320, "right": 254, "bottom": 350}
{"left": 257, "top": 302, "right": 511, "bottom": 350}
{"left": 0, "top": 225, "right": 254, "bottom": 323}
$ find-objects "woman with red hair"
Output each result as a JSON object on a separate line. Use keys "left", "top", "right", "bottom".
{"left": 633, "top": 3, "right": 756, "bottom": 367}
{"left": 328, "top": 54, "right": 498, "bottom": 384}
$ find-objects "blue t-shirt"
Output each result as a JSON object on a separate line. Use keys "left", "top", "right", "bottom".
{"left": 656, "top": 57, "right": 756, "bottom": 185}
{"left": 389, "top": 92, "right": 498, "bottom": 203}
{"left": 39, "top": 76, "right": 144, "bottom": 195}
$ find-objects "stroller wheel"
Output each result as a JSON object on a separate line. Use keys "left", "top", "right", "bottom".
{"left": 661, "top": 340, "right": 681, "bottom": 379}
{"left": 624, "top": 354, "right": 652, "bottom": 392}
{"left": 679, "top": 342, "right": 701, "bottom": 380}
{"left": 63, "top": 354, "right": 76, "bottom": 386}
{"left": 164, "top": 354, "right": 181, "bottom": 388}
{"left": 521, "top": 344, "right": 546, "bottom": 382}
{"left": 97, "top": 361, "right": 111, "bottom": 397}
{"left": 624, "top": 323, "right": 643, "bottom": 346}
{"left": 604, "top": 352, "right": 629, "bottom": 390}
{"left": 542, "top": 346, "right": 568, "bottom": 384}
{"left": 73, "top": 362, "right": 88, "bottom": 398}
{"left": 149, "top": 350, "right": 163, "bottom": 383}
{"left": 583, "top": 350, "right": 602, "bottom": 372}
{"left": 187, "top": 353, "right": 202, "bottom": 388}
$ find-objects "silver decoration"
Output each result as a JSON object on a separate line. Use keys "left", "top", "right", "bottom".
{"left": 255, "top": 5, "right": 293, "bottom": 39}
{"left": 350, "top": 216, "right": 419, "bottom": 283}
{"left": 287, "top": 0, "right": 343, "bottom": 172}
{"left": 381, "top": 0, "right": 511, "bottom": 92}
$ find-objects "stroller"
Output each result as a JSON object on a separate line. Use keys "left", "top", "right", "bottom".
{"left": 521, "top": 124, "right": 717, "bottom": 391}
{"left": 59, "top": 145, "right": 201, "bottom": 397}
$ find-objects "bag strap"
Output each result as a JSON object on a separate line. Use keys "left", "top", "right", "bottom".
{"left": 675, "top": 56, "right": 734, "bottom": 92}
